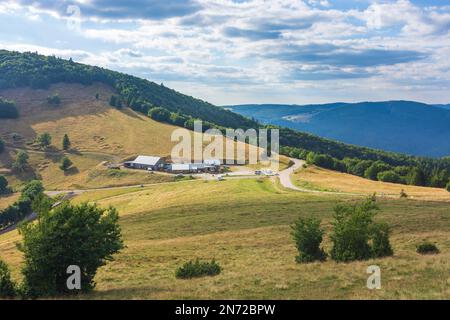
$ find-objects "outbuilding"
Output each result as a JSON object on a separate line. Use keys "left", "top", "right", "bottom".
{"left": 124, "top": 155, "right": 165, "bottom": 171}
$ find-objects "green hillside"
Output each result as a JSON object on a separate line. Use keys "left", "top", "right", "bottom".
{"left": 1, "top": 179, "right": 448, "bottom": 299}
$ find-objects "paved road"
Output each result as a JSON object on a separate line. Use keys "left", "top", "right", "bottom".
{"left": 278, "top": 158, "right": 305, "bottom": 191}
{"left": 0, "top": 212, "right": 37, "bottom": 236}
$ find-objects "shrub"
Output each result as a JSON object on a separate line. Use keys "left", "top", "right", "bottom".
{"left": 12, "top": 150, "right": 29, "bottom": 172}
{"left": 148, "top": 107, "right": 171, "bottom": 122}
{"left": 446, "top": 182, "right": 450, "bottom": 192}
{"left": 47, "top": 93, "right": 61, "bottom": 105}
{"left": 0, "top": 259, "right": 16, "bottom": 298}
{"left": 169, "top": 112, "right": 188, "bottom": 127}
{"left": 0, "top": 98, "right": 19, "bottom": 119}
{"left": 36, "top": 132, "right": 52, "bottom": 149}
{"left": 175, "top": 259, "right": 221, "bottom": 279}
{"left": 377, "top": 170, "right": 402, "bottom": 184}
{"left": 370, "top": 222, "right": 394, "bottom": 258}
{"left": 416, "top": 242, "right": 440, "bottom": 255}
{"left": 364, "top": 161, "right": 391, "bottom": 181}
{"left": 292, "top": 217, "right": 326, "bottom": 263}
{"left": 329, "top": 198, "right": 393, "bottom": 262}
{"left": 0, "top": 137, "right": 4, "bottom": 153}
{"left": 17, "top": 202, "right": 124, "bottom": 296}
{"left": 0, "top": 175, "right": 10, "bottom": 195}
{"left": 330, "top": 199, "right": 377, "bottom": 262}
{"left": 62, "top": 134, "right": 71, "bottom": 150}
{"left": 21, "top": 180, "right": 44, "bottom": 201}
{"left": 59, "top": 156, "right": 73, "bottom": 171}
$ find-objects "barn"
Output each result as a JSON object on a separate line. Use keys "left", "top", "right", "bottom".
{"left": 124, "top": 155, "right": 165, "bottom": 171}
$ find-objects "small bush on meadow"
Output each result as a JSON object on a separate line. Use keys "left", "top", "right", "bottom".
{"left": 0, "top": 259, "right": 16, "bottom": 298}
{"left": 330, "top": 197, "right": 394, "bottom": 262}
{"left": 292, "top": 217, "right": 326, "bottom": 263}
{"left": 370, "top": 222, "right": 394, "bottom": 258}
{"left": 175, "top": 259, "right": 221, "bottom": 279}
{"left": 416, "top": 242, "right": 440, "bottom": 255}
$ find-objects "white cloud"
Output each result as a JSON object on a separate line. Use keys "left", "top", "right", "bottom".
{"left": 1, "top": 0, "right": 450, "bottom": 104}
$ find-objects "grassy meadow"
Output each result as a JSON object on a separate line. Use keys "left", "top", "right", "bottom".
{"left": 293, "top": 165, "right": 450, "bottom": 202}
{"left": 1, "top": 178, "right": 448, "bottom": 299}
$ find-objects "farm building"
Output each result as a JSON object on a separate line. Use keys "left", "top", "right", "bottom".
{"left": 169, "top": 162, "right": 218, "bottom": 173}
{"left": 204, "top": 159, "right": 221, "bottom": 167}
{"left": 124, "top": 155, "right": 165, "bottom": 171}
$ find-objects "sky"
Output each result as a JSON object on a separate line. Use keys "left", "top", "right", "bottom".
{"left": 0, "top": 0, "right": 449, "bottom": 105}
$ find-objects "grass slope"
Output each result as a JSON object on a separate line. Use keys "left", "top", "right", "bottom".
{"left": 0, "top": 83, "right": 190, "bottom": 189}
{"left": 1, "top": 178, "right": 448, "bottom": 299}
{"left": 293, "top": 165, "right": 450, "bottom": 202}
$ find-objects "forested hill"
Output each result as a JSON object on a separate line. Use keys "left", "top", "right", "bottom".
{"left": 1, "top": 50, "right": 450, "bottom": 189}
{"left": 0, "top": 50, "right": 405, "bottom": 160}
{"left": 0, "top": 50, "right": 255, "bottom": 129}
{"left": 228, "top": 102, "right": 450, "bottom": 158}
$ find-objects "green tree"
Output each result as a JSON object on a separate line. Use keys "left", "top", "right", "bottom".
{"left": 446, "top": 181, "right": 450, "bottom": 192}
{"left": 95, "top": 93, "right": 99, "bottom": 100}
{"left": 330, "top": 198, "right": 378, "bottom": 262}
{"left": 62, "top": 134, "right": 71, "bottom": 151}
{"left": 148, "top": 107, "right": 171, "bottom": 122}
{"left": 17, "top": 202, "right": 124, "bottom": 296}
{"left": 36, "top": 132, "right": 52, "bottom": 149}
{"left": 59, "top": 156, "right": 73, "bottom": 171}
{"left": 169, "top": 112, "right": 188, "bottom": 127}
{"left": 0, "top": 259, "right": 16, "bottom": 298}
{"left": 364, "top": 161, "right": 391, "bottom": 181}
{"left": 21, "top": 180, "right": 44, "bottom": 201}
{"left": 407, "top": 167, "right": 426, "bottom": 186}
{"left": 47, "top": 93, "right": 61, "bottom": 105}
{"left": 0, "top": 136, "right": 4, "bottom": 153}
{"left": 370, "top": 222, "right": 394, "bottom": 258}
{"left": 12, "top": 150, "right": 29, "bottom": 172}
{"left": 109, "top": 95, "right": 117, "bottom": 107}
{"left": 0, "top": 175, "right": 10, "bottom": 194}
{"left": 0, "top": 98, "right": 19, "bottom": 118}
{"left": 377, "top": 170, "right": 402, "bottom": 184}
{"left": 291, "top": 217, "right": 326, "bottom": 263}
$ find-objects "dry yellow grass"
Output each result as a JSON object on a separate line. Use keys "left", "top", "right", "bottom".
{"left": 293, "top": 165, "right": 450, "bottom": 202}
{"left": 0, "top": 83, "right": 179, "bottom": 158}
{"left": 1, "top": 178, "right": 448, "bottom": 299}
{"left": 0, "top": 193, "right": 20, "bottom": 210}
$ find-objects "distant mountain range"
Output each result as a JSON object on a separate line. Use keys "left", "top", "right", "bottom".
{"left": 227, "top": 101, "right": 450, "bottom": 158}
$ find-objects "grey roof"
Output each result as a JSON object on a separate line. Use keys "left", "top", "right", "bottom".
{"left": 132, "top": 155, "right": 162, "bottom": 166}
{"left": 171, "top": 164, "right": 191, "bottom": 171}
{"left": 204, "top": 159, "right": 221, "bottom": 166}
{"left": 170, "top": 163, "right": 215, "bottom": 171}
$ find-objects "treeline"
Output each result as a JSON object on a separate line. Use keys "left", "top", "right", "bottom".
{"left": 0, "top": 180, "right": 44, "bottom": 229}
{"left": 282, "top": 146, "right": 450, "bottom": 189}
{"left": 0, "top": 97, "right": 19, "bottom": 118}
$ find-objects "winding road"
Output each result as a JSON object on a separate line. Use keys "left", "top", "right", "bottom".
{"left": 278, "top": 158, "right": 305, "bottom": 191}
